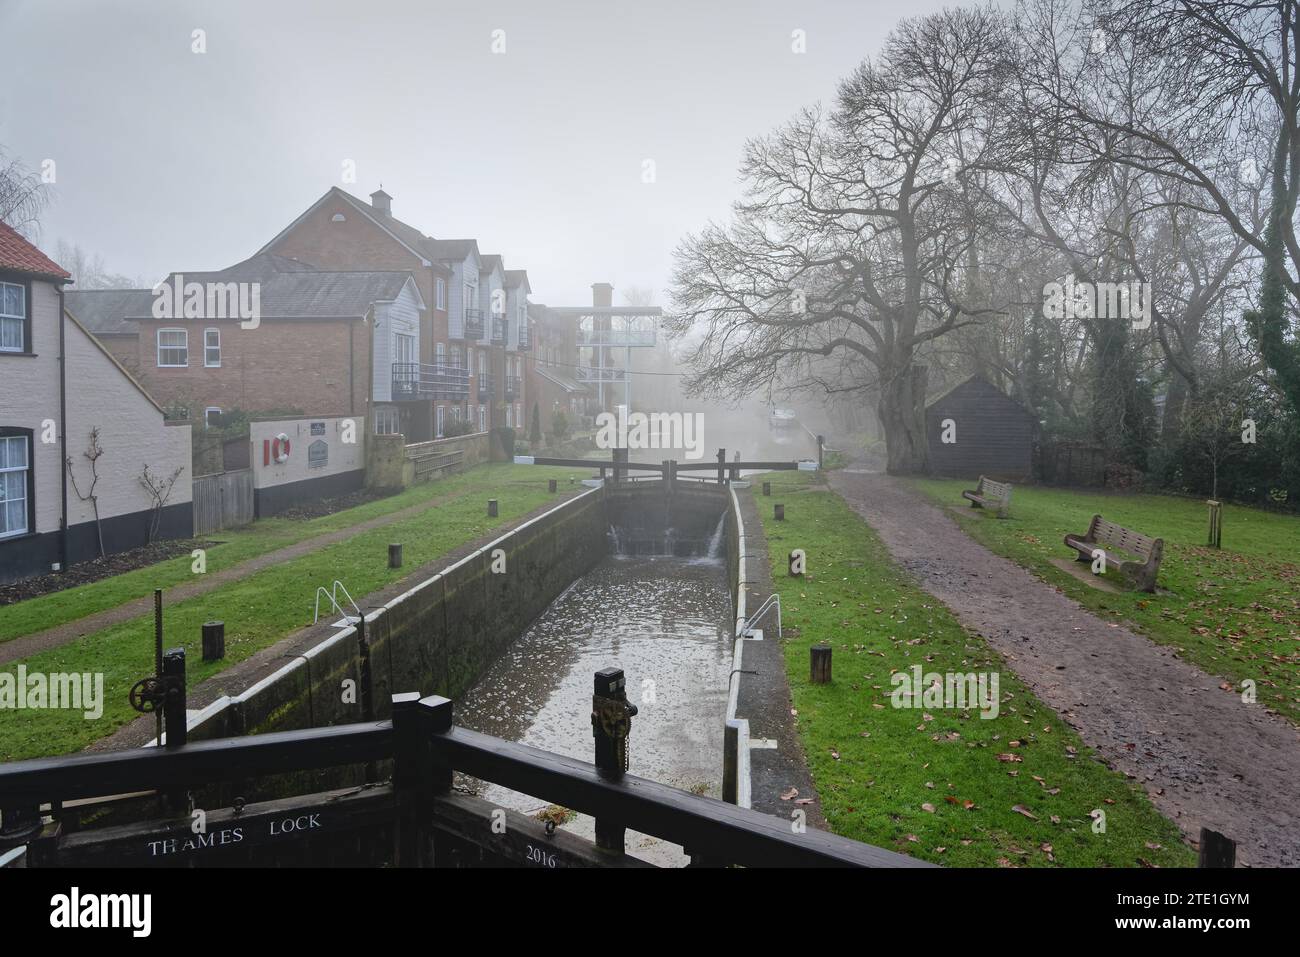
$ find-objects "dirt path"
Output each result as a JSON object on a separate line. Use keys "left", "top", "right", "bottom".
{"left": 829, "top": 469, "right": 1300, "bottom": 868}
{"left": 0, "top": 485, "right": 501, "bottom": 666}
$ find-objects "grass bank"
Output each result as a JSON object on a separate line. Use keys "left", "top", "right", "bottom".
{"left": 752, "top": 472, "right": 1194, "bottom": 867}
{"left": 911, "top": 480, "right": 1300, "bottom": 727}
{"left": 0, "top": 464, "right": 581, "bottom": 761}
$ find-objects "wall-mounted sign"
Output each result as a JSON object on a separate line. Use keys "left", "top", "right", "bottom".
{"left": 311, "top": 421, "right": 326, "bottom": 436}
{"left": 308, "top": 439, "right": 328, "bottom": 469}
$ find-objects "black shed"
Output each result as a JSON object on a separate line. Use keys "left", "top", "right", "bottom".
{"left": 924, "top": 375, "right": 1035, "bottom": 480}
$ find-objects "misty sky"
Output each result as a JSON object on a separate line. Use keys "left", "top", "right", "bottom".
{"left": 1, "top": 0, "right": 951, "bottom": 305}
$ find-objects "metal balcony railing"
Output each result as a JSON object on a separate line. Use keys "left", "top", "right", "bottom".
{"left": 462, "top": 309, "right": 485, "bottom": 340}
{"left": 477, "top": 371, "right": 495, "bottom": 399}
{"left": 490, "top": 317, "right": 508, "bottom": 345}
{"left": 575, "top": 365, "right": 628, "bottom": 383}
{"left": 516, "top": 324, "right": 532, "bottom": 351}
{"left": 392, "top": 362, "right": 470, "bottom": 400}
{"left": 576, "top": 328, "right": 657, "bottom": 347}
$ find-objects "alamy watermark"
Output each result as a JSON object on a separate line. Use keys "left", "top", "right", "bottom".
{"left": 594, "top": 405, "right": 705, "bottom": 460}
{"left": 153, "top": 274, "right": 261, "bottom": 329}
{"left": 0, "top": 666, "right": 104, "bottom": 719}
{"left": 890, "top": 665, "right": 1000, "bottom": 719}
{"left": 1043, "top": 276, "right": 1151, "bottom": 330}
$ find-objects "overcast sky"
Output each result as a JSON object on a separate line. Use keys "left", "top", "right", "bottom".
{"left": 1, "top": 0, "right": 951, "bottom": 305}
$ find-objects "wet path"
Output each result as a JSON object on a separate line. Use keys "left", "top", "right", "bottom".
{"left": 830, "top": 469, "right": 1300, "bottom": 867}
{"left": 456, "top": 553, "right": 733, "bottom": 865}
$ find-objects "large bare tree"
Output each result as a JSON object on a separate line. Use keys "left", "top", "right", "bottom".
{"left": 667, "top": 8, "right": 1010, "bottom": 472}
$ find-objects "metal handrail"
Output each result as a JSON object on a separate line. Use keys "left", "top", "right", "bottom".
{"left": 313, "top": 580, "right": 362, "bottom": 626}
{"left": 743, "top": 593, "right": 781, "bottom": 640}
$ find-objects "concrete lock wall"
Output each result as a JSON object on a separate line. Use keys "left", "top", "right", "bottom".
{"left": 185, "top": 485, "right": 609, "bottom": 745}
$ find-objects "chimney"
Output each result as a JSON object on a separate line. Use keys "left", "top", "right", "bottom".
{"left": 370, "top": 188, "right": 392, "bottom": 216}
{"left": 592, "top": 282, "right": 614, "bottom": 308}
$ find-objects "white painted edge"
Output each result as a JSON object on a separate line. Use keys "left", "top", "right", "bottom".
{"left": 0, "top": 845, "right": 25, "bottom": 868}
{"left": 726, "top": 484, "right": 754, "bottom": 809}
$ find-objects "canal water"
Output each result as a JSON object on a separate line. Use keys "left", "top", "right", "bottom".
{"left": 456, "top": 519, "right": 733, "bottom": 865}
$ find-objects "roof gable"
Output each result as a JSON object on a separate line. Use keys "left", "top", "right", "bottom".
{"left": 0, "top": 222, "right": 71, "bottom": 280}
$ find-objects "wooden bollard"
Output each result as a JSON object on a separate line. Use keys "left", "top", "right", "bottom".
{"left": 201, "top": 621, "right": 225, "bottom": 662}
{"left": 810, "top": 644, "right": 832, "bottom": 684}
{"left": 487, "top": 499, "right": 499, "bottom": 517}
{"left": 1207, "top": 500, "right": 1222, "bottom": 549}
{"left": 774, "top": 503, "right": 785, "bottom": 520}
{"left": 1198, "top": 827, "right": 1236, "bottom": 868}
{"left": 763, "top": 481, "right": 771, "bottom": 496}
{"left": 388, "top": 543, "right": 403, "bottom": 569}
{"left": 548, "top": 479, "right": 558, "bottom": 493}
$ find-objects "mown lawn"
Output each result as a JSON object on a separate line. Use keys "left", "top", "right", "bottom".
{"left": 0, "top": 464, "right": 582, "bottom": 761}
{"left": 0, "top": 463, "right": 583, "bottom": 644}
{"left": 753, "top": 472, "right": 1194, "bottom": 867}
{"left": 911, "top": 479, "right": 1300, "bottom": 727}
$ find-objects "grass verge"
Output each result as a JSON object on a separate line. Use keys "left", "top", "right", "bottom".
{"left": 753, "top": 472, "right": 1194, "bottom": 867}
{"left": 910, "top": 479, "right": 1300, "bottom": 727}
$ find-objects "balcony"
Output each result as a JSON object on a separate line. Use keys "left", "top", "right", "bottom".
{"left": 392, "top": 362, "right": 470, "bottom": 400}
{"left": 575, "top": 365, "right": 628, "bottom": 384}
{"left": 490, "top": 316, "right": 508, "bottom": 346}
{"left": 477, "top": 372, "right": 495, "bottom": 400}
{"left": 461, "top": 309, "right": 485, "bottom": 340}
{"left": 516, "top": 323, "right": 532, "bottom": 351}
{"left": 505, "top": 375, "right": 521, "bottom": 400}
{"left": 576, "top": 328, "right": 657, "bottom": 348}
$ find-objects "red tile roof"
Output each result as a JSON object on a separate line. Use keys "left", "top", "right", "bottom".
{"left": 0, "top": 221, "right": 71, "bottom": 280}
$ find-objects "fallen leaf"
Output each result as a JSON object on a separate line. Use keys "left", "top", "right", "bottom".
{"left": 921, "top": 803, "right": 936, "bottom": 813}
{"left": 780, "top": 787, "right": 799, "bottom": 801}
{"left": 1011, "top": 804, "right": 1038, "bottom": 820}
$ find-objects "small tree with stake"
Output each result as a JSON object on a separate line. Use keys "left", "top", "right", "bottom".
{"left": 139, "top": 463, "right": 184, "bottom": 543}
{"left": 66, "top": 427, "right": 107, "bottom": 559}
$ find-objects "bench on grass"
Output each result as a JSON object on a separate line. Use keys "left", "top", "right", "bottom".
{"left": 961, "top": 476, "right": 1012, "bottom": 518}
{"left": 1063, "top": 514, "right": 1164, "bottom": 592}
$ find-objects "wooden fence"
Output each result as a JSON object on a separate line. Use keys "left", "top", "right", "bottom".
{"left": 192, "top": 468, "right": 254, "bottom": 535}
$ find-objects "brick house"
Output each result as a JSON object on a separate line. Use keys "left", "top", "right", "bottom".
{"left": 527, "top": 301, "right": 588, "bottom": 432}
{"left": 259, "top": 188, "right": 530, "bottom": 439}
{"left": 0, "top": 223, "right": 192, "bottom": 584}
{"left": 68, "top": 253, "right": 430, "bottom": 439}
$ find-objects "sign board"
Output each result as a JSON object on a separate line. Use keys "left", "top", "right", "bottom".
{"left": 308, "top": 439, "right": 328, "bottom": 469}
{"left": 311, "top": 421, "right": 326, "bottom": 436}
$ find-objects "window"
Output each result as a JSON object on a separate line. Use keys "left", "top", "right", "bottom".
{"left": 436, "top": 405, "right": 445, "bottom": 438}
{"left": 204, "top": 407, "right": 223, "bottom": 429}
{"left": 0, "top": 431, "right": 32, "bottom": 538}
{"left": 1, "top": 280, "right": 28, "bottom": 353}
{"left": 436, "top": 278, "right": 446, "bottom": 310}
{"left": 436, "top": 342, "right": 446, "bottom": 366}
{"left": 394, "top": 333, "right": 415, "bottom": 365}
{"left": 450, "top": 345, "right": 462, "bottom": 369}
{"left": 157, "top": 328, "right": 188, "bottom": 367}
{"left": 478, "top": 351, "right": 487, "bottom": 375}
{"left": 204, "top": 328, "right": 221, "bottom": 367}
{"left": 464, "top": 283, "right": 475, "bottom": 312}
{"left": 478, "top": 405, "right": 487, "bottom": 432}
{"left": 505, "top": 405, "right": 513, "bottom": 428}
{"left": 374, "top": 406, "right": 400, "bottom": 435}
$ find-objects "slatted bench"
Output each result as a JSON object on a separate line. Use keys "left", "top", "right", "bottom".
{"left": 961, "top": 475, "right": 1012, "bottom": 518}
{"left": 1063, "top": 514, "right": 1164, "bottom": 592}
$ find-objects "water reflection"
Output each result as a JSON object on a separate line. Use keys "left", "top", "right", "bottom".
{"left": 456, "top": 553, "right": 733, "bottom": 820}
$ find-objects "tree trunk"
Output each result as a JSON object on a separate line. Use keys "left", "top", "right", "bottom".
{"left": 1161, "top": 371, "right": 1190, "bottom": 442}
{"left": 878, "top": 363, "right": 929, "bottom": 474}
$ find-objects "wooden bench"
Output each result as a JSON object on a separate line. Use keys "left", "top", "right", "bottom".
{"left": 961, "top": 476, "right": 1012, "bottom": 518}
{"left": 1063, "top": 514, "right": 1164, "bottom": 592}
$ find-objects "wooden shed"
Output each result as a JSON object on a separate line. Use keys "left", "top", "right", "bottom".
{"left": 925, "top": 375, "right": 1035, "bottom": 480}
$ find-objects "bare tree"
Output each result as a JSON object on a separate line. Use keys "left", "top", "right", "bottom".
{"left": 0, "top": 147, "right": 49, "bottom": 238}
{"left": 139, "top": 464, "right": 184, "bottom": 543}
{"left": 668, "top": 7, "right": 1010, "bottom": 472}
{"left": 66, "top": 427, "right": 107, "bottom": 559}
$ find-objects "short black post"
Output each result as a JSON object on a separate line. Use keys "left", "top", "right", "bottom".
{"left": 162, "top": 647, "right": 187, "bottom": 747}
{"left": 487, "top": 499, "right": 498, "bottom": 517}
{"left": 762, "top": 481, "right": 771, "bottom": 496}
{"left": 774, "top": 503, "right": 785, "bottom": 520}
{"left": 201, "top": 620, "right": 225, "bottom": 662}
{"left": 548, "top": 478, "right": 558, "bottom": 493}
{"left": 810, "top": 644, "right": 832, "bottom": 684}
{"left": 591, "top": 668, "right": 638, "bottom": 854}
{"left": 1198, "top": 827, "right": 1236, "bottom": 868}
{"left": 388, "top": 543, "right": 403, "bottom": 569}
{"left": 716, "top": 448, "right": 726, "bottom": 485}
{"left": 817, "top": 434, "right": 824, "bottom": 470}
